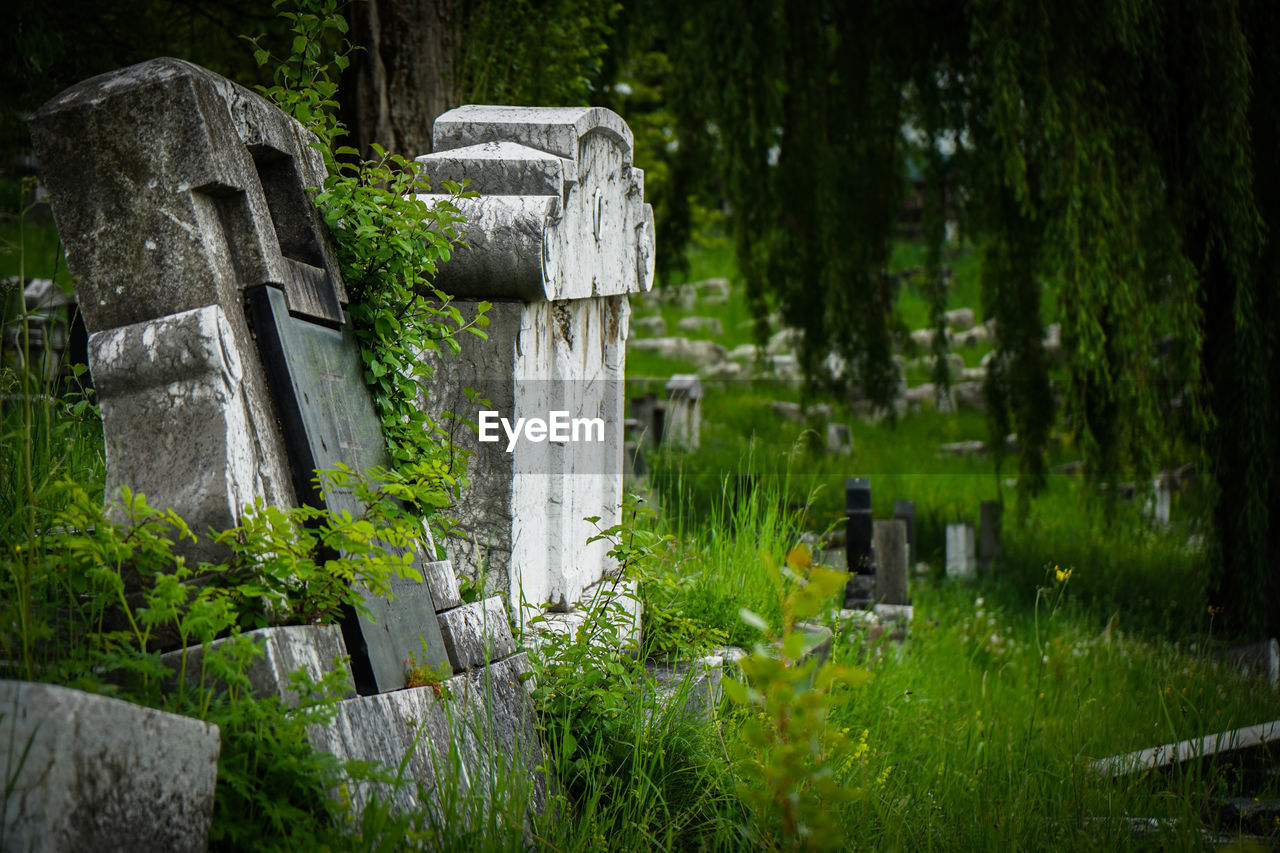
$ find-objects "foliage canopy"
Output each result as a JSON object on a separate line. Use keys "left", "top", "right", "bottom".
{"left": 624, "top": 0, "right": 1279, "bottom": 636}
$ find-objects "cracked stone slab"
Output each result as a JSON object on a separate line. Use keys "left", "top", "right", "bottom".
{"left": 309, "top": 652, "right": 547, "bottom": 820}
{"left": 438, "top": 597, "right": 517, "bottom": 672}
{"left": 0, "top": 680, "right": 220, "bottom": 852}
{"left": 160, "top": 624, "right": 355, "bottom": 707}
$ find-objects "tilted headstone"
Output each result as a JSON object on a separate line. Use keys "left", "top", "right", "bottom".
{"left": 893, "top": 498, "right": 916, "bottom": 567}
{"left": 946, "top": 522, "right": 977, "bottom": 579}
{"left": 872, "top": 518, "right": 910, "bottom": 605}
{"left": 30, "top": 58, "right": 449, "bottom": 694}
{"left": 979, "top": 500, "right": 1003, "bottom": 569}
{"left": 664, "top": 373, "right": 703, "bottom": 449}
{"left": 413, "top": 105, "right": 655, "bottom": 620}
{"left": 845, "top": 477, "right": 875, "bottom": 608}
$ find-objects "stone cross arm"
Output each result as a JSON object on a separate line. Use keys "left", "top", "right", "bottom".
{"left": 414, "top": 105, "right": 655, "bottom": 303}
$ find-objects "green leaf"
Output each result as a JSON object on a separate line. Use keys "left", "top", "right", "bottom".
{"left": 739, "top": 608, "right": 768, "bottom": 633}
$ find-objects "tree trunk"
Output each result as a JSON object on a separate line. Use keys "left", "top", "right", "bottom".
{"left": 340, "top": 0, "right": 457, "bottom": 160}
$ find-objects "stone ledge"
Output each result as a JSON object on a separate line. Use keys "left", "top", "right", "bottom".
{"left": 159, "top": 623, "right": 355, "bottom": 707}
{"left": 309, "top": 653, "right": 546, "bottom": 820}
{"left": 521, "top": 575, "right": 642, "bottom": 654}
{"left": 422, "top": 558, "right": 463, "bottom": 612}
{"left": 0, "top": 680, "right": 220, "bottom": 853}
{"left": 438, "top": 597, "right": 517, "bottom": 672}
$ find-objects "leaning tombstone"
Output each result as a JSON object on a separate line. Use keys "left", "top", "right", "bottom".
{"left": 946, "top": 522, "right": 977, "bottom": 580}
{"left": 979, "top": 500, "right": 1003, "bottom": 570}
{"left": 664, "top": 373, "right": 703, "bottom": 449}
{"left": 845, "top": 478, "right": 876, "bottom": 608}
{"left": 29, "top": 58, "right": 450, "bottom": 694}
{"left": 872, "top": 518, "right": 909, "bottom": 606}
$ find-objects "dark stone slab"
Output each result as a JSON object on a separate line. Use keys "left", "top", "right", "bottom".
{"left": 845, "top": 477, "right": 874, "bottom": 607}
{"left": 979, "top": 500, "right": 1003, "bottom": 569}
{"left": 893, "top": 498, "right": 916, "bottom": 567}
{"left": 873, "top": 519, "right": 910, "bottom": 606}
{"left": 250, "top": 284, "right": 449, "bottom": 694}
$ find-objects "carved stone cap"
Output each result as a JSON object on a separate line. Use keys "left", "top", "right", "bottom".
{"left": 31, "top": 57, "right": 347, "bottom": 332}
{"left": 432, "top": 105, "right": 634, "bottom": 164}
{"left": 417, "top": 105, "right": 654, "bottom": 303}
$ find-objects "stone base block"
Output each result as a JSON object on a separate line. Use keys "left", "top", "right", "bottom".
{"left": 523, "top": 575, "right": 642, "bottom": 654}
{"left": 438, "top": 596, "right": 517, "bottom": 672}
{"left": 1, "top": 681, "right": 220, "bottom": 853}
{"left": 160, "top": 624, "right": 355, "bottom": 707}
{"left": 844, "top": 573, "right": 876, "bottom": 609}
{"left": 645, "top": 652, "right": 734, "bottom": 721}
{"left": 309, "top": 653, "right": 546, "bottom": 820}
{"left": 422, "top": 559, "right": 464, "bottom": 611}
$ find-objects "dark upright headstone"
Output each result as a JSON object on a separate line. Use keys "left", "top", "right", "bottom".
{"left": 893, "top": 498, "right": 916, "bottom": 568}
{"left": 845, "top": 477, "right": 875, "bottom": 608}
{"left": 979, "top": 500, "right": 1003, "bottom": 570}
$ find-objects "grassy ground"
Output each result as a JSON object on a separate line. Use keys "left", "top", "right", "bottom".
{"left": 596, "top": 236, "right": 1274, "bottom": 849}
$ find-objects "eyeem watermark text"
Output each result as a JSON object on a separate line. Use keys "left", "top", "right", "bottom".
{"left": 478, "top": 410, "right": 606, "bottom": 452}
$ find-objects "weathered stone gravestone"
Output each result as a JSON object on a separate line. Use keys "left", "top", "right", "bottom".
{"left": 826, "top": 421, "right": 853, "bottom": 455}
{"left": 664, "top": 373, "right": 703, "bottom": 449}
{"left": 1, "top": 278, "right": 85, "bottom": 383}
{"left": 413, "top": 105, "right": 655, "bottom": 622}
{"left": 630, "top": 392, "right": 666, "bottom": 444}
{"left": 872, "top": 518, "right": 910, "bottom": 605}
{"left": 946, "top": 522, "right": 977, "bottom": 579}
{"left": 29, "top": 57, "right": 450, "bottom": 694}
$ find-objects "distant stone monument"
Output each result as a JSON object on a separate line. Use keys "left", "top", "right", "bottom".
{"left": 979, "top": 500, "right": 1003, "bottom": 569}
{"left": 893, "top": 498, "right": 917, "bottom": 567}
{"left": 946, "top": 522, "right": 977, "bottom": 580}
{"left": 413, "top": 105, "right": 655, "bottom": 621}
{"left": 872, "top": 518, "right": 909, "bottom": 605}
{"left": 664, "top": 373, "right": 704, "bottom": 449}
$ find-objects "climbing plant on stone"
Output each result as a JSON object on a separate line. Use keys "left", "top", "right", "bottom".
{"left": 247, "top": 0, "right": 489, "bottom": 496}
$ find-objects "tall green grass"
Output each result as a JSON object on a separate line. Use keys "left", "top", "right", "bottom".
{"left": 607, "top": 464, "right": 1277, "bottom": 849}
